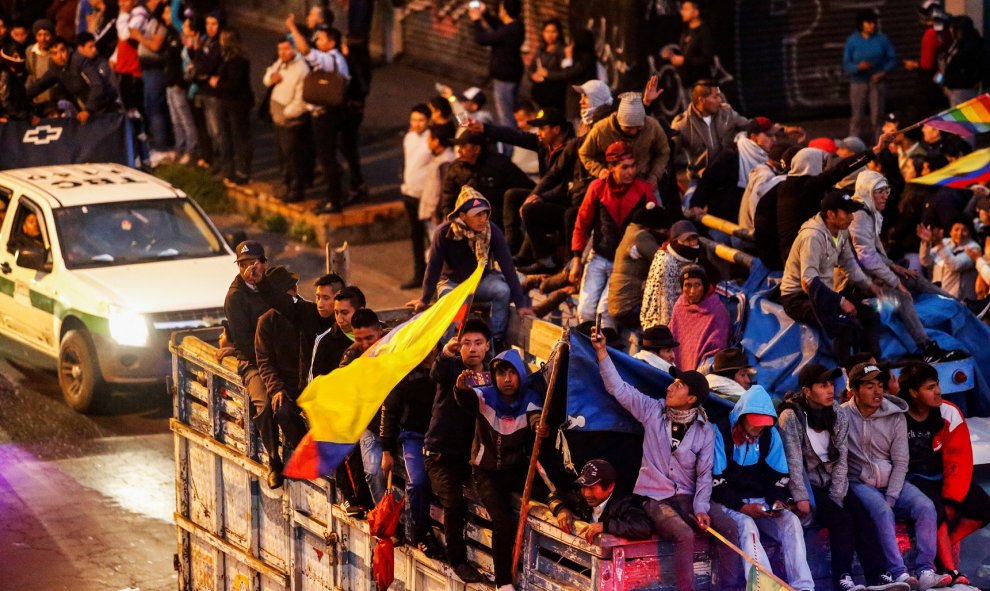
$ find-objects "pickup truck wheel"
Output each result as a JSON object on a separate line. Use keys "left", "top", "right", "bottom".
{"left": 58, "top": 329, "right": 105, "bottom": 412}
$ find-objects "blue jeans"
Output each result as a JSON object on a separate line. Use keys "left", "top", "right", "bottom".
{"left": 438, "top": 272, "right": 512, "bottom": 339}
{"left": 398, "top": 431, "right": 431, "bottom": 542}
{"left": 359, "top": 430, "right": 387, "bottom": 504}
{"left": 849, "top": 481, "right": 937, "bottom": 576}
{"left": 142, "top": 69, "right": 169, "bottom": 151}
{"left": 166, "top": 86, "right": 198, "bottom": 156}
{"left": 578, "top": 254, "right": 614, "bottom": 328}
{"left": 710, "top": 501, "right": 815, "bottom": 590}
{"left": 492, "top": 79, "right": 518, "bottom": 156}
{"left": 202, "top": 95, "right": 227, "bottom": 170}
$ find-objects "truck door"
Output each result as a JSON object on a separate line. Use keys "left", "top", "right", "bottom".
{"left": 0, "top": 196, "right": 57, "bottom": 350}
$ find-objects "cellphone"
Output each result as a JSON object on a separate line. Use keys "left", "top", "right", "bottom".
{"left": 469, "top": 0, "right": 481, "bottom": 8}
{"left": 466, "top": 370, "right": 491, "bottom": 388}
{"left": 595, "top": 313, "right": 603, "bottom": 337}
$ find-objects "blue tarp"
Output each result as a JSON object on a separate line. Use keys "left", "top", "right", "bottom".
{"left": 741, "top": 287, "right": 990, "bottom": 416}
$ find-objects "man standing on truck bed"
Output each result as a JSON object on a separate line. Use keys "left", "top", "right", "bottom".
{"left": 223, "top": 241, "right": 295, "bottom": 489}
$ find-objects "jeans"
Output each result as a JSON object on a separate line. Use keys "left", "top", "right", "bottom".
{"left": 643, "top": 495, "right": 697, "bottom": 591}
{"left": 578, "top": 254, "right": 614, "bottom": 328}
{"left": 142, "top": 69, "right": 169, "bottom": 151}
{"left": 166, "top": 85, "right": 198, "bottom": 156}
{"left": 220, "top": 100, "right": 253, "bottom": 180}
{"left": 202, "top": 95, "right": 226, "bottom": 170}
{"left": 895, "top": 273, "right": 954, "bottom": 349}
{"left": 438, "top": 272, "right": 513, "bottom": 339}
{"left": 849, "top": 481, "right": 938, "bottom": 576}
{"left": 849, "top": 80, "right": 886, "bottom": 141}
{"left": 808, "top": 485, "right": 885, "bottom": 587}
{"left": 492, "top": 79, "right": 518, "bottom": 156}
{"left": 359, "top": 429, "right": 387, "bottom": 504}
{"left": 398, "top": 431, "right": 431, "bottom": 543}
{"left": 710, "top": 501, "right": 815, "bottom": 590}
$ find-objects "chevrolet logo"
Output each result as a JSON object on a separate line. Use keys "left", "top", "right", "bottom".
{"left": 23, "top": 125, "right": 64, "bottom": 146}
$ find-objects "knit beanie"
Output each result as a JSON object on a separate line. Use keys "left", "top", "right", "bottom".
{"left": 616, "top": 92, "right": 646, "bottom": 127}
{"left": 605, "top": 141, "right": 634, "bottom": 163}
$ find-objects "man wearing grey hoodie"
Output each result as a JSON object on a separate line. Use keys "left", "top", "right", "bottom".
{"left": 839, "top": 170, "right": 952, "bottom": 361}
{"left": 842, "top": 362, "right": 945, "bottom": 591}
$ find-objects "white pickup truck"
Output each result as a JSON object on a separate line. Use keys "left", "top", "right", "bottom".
{"left": 0, "top": 163, "right": 235, "bottom": 411}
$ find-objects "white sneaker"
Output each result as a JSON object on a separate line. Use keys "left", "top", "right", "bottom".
{"left": 867, "top": 572, "right": 911, "bottom": 591}
{"left": 839, "top": 574, "right": 867, "bottom": 591}
{"left": 916, "top": 570, "right": 951, "bottom": 591}
{"left": 895, "top": 572, "right": 918, "bottom": 590}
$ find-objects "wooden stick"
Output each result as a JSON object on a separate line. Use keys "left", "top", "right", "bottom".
{"left": 706, "top": 525, "right": 797, "bottom": 591}
{"left": 511, "top": 336, "right": 569, "bottom": 579}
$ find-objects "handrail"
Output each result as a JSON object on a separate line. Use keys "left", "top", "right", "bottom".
{"left": 696, "top": 213, "right": 755, "bottom": 242}
{"left": 700, "top": 236, "right": 756, "bottom": 268}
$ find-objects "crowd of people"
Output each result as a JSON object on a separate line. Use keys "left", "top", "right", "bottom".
{"left": 0, "top": 1, "right": 374, "bottom": 213}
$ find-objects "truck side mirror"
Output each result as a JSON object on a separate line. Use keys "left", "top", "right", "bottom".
{"left": 16, "top": 246, "right": 48, "bottom": 272}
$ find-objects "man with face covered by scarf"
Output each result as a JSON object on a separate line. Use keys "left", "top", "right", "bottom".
{"left": 641, "top": 219, "right": 704, "bottom": 329}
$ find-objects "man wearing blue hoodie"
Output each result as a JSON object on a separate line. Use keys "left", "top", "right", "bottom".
{"left": 455, "top": 348, "right": 543, "bottom": 591}
{"left": 843, "top": 10, "right": 897, "bottom": 141}
{"left": 709, "top": 386, "right": 815, "bottom": 591}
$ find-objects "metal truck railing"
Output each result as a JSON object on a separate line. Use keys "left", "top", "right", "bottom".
{"left": 169, "top": 316, "right": 718, "bottom": 591}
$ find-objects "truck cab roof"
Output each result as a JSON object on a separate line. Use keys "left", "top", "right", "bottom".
{"left": 0, "top": 163, "right": 181, "bottom": 209}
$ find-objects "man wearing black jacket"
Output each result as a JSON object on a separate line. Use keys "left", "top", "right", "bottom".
{"left": 26, "top": 35, "right": 117, "bottom": 121}
{"left": 549, "top": 460, "right": 652, "bottom": 543}
{"left": 379, "top": 355, "right": 441, "bottom": 556}
{"left": 254, "top": 269, "right": 309, "bottom": 473}
{"left": 423, "top": 320, "right": 492, "bottom": 584}
{"left": 774, "top": 133, "right": 891, "bottom": 265}
{"left": 471, "top": 107, "right": 573, "bottom": 256}
{"left": 222, "top": 241, "right": 295, "bottom": 488}
{"left": 468, "top": 0, "right": 524, "bottom": 136}
{"left": 440, "top": 132, "right": 534, "bottom": 228}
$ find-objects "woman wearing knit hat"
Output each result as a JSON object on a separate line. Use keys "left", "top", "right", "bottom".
{"left": 669, "top": 265, "right": 729, "bottom": 371}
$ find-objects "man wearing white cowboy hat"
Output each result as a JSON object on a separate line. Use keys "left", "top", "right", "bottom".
{"left": 407, "top": 186, "right": 533, "bottom": 348}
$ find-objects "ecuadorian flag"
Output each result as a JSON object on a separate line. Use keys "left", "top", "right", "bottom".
{"left": 284, "top": 262, "right": 484, "bottom": 479}
{"left": 910, "top": 147, "right": 990, "bottom": 188}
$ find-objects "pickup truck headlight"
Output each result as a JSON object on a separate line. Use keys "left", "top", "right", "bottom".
{"left": 109, "top": 309, "right": 149, "bottom": 347}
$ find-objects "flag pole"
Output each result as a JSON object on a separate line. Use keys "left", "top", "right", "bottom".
{"left": 511, "top": 333, "right": 569, "bottom": 579}
{"left": 706, "top": 525, "right": 797, "bottom": 591}
{"left": 455, "top": 259, "right": 486, "bottom": 340}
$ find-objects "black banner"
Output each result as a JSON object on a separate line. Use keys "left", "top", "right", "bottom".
{"left": 0, "top": 113, "right": 132, "bottom": 170}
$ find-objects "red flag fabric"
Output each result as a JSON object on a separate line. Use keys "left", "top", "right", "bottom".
{"left": 367, "top": 487, "right": 405, "bottom": 590}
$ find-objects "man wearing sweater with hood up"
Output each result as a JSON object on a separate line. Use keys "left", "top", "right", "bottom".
{"left": 840, "top": 170, "right": 953, "bottom": 361}
{"left": 842, "top": 362, "right": 945, "bottom": 591}
{"left": 455, "top": 348, "right": 543, "bottom": 591}
{"left": 709, "top": 385, "right": 815, "bottom": 591}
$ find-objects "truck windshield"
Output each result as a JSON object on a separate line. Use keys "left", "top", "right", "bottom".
{"left": 52, "top": 199, "right": 227, "bottom": 269}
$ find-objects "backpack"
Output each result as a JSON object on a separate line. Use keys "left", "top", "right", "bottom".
{"left": 302, "top": 55, "right": 346, "bottom": 107}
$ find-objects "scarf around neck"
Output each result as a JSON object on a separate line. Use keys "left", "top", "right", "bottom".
{"left": 799, "top": 396, "right": 836, "bottom": 432}
{"left": 450, "top": 219, "right": 491, "bottom": 264}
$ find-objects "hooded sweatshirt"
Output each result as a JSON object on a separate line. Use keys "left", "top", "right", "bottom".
{"left": 458, "top": 349, "right": 543, "bottom": 472}
{"left": 711, "top": 386, "right": 791, "bottom": 510}
{"left": 778, "top": 393, "right": 849, "bottom": 505}
{"left": 598, "top": 354, "right": 715, "bottom": 513}
{"left": 841, "top": 394, "right": 910, "bottom": 503}
{"left": 775, "top": 147, "right": 874, "bottom": 264}
{"left": 840, "top": 170, "right": 900, "bottom": 290}
{"left": 781, "top": 213, "right": 872, "bottom": 297}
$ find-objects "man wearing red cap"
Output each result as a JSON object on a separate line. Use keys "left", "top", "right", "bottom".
{"left": 570, "top": 141, "right": 658, "bottom": 329}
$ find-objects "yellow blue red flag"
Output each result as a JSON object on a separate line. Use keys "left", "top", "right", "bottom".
{"left": 910, "top": 148, "right": 990, "bottom": 188}
{"left": 284, "top": 262, "right": 484, "bottom": 479}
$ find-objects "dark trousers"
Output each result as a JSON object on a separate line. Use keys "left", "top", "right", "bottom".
{"left": 521, "top": 200, "right": 568, "bottom": 259}
{"left": 340, "top": 101, "right": 365, "bottom": 191}
{"left": 191, "top": 95, "right": 213, "bottom": 165}
{"left": 402, "top": 195, "right": 426, "bottom": 281}
{"left": 242, "top": 367, "right": 279, "bottom": 470}
{"left": 335, "top": 449, "right": 373, "bottom": 507}
{"left": 503, "top": 188, "right": 531, "bottom": 253}
{"left": 809, "top": 485, "right": 884, "bottom": 588}
{"left": 118, "top": 73, "right": 143, "bottom": 112}
{"left": 313, "top": 107, "right": 346, "bottom": 207}
{"left": 274, "top": 395, "right": 308, "bottom": 458}
{"left": 643, "top": 495, "right": 698, "bottom": 591}
{"left": 275, "top": 122, "right": 308, "bottom": 200}
{"left": 781, "top": 287, "right": 881, "bottom": 365}
{"left": 221, "top": 100, "right": 253, "bottom": 180}
{"left": 425, "top": 456, "right": 472, "bottom": 566}
{"left": 473, "top": 466, "right": 526, "bottom": 586}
